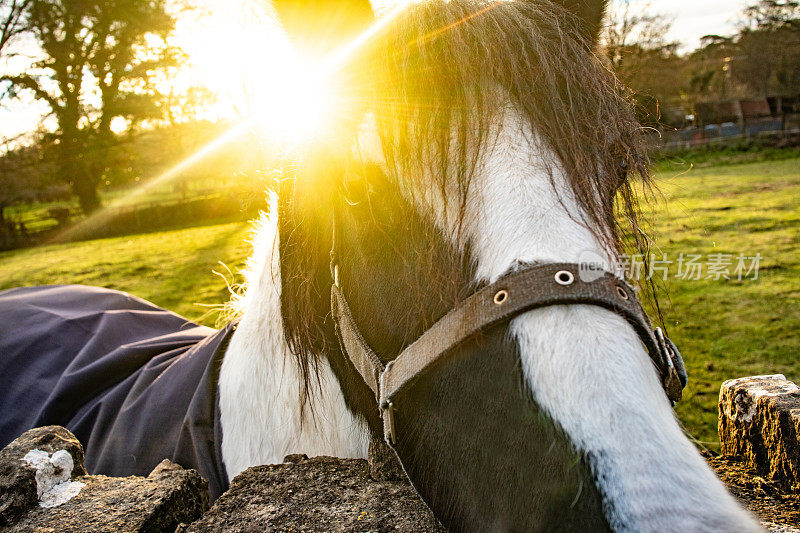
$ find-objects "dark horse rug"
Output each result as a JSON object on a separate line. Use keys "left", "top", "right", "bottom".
{"left": 0, "top": 285, "right": 233, "bottom": 499}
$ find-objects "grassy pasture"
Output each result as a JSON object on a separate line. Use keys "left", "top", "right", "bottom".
{"left": 0, "top": 157, "right": 798, "bottom": 449}
{"left": 650, "top": 157, "right": 799, "bottom": 449}
{"left": 0, "top": 221, "right": 253, "bottom": 325}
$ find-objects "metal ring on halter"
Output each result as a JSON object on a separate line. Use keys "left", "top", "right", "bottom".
{"left": 493, "top": 290, "right": 508, "bottom": 305}
{"left": 554, "top": 270, "right": 574, "bottom": 286}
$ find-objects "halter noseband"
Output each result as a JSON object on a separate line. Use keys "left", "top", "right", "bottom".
{"left": 329, "top": 231, "right": 687, "bottom": 447}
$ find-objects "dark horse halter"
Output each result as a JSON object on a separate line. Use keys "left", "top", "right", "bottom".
{"left": 329, "top": 221, "right": 687, "bottom": 446}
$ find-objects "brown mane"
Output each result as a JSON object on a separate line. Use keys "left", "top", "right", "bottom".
{"left": 360, "top": 0, "right": 652, "bottom": 251}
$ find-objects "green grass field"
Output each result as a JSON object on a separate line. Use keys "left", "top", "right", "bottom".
{"left": 0, "top": 221, "right": 254, "bottom": 325}
{"left": 1, "top": 157, "right": 798, "bottom": 450}
{"left": 650, "top": 157, "right": 799, "bottom": 449}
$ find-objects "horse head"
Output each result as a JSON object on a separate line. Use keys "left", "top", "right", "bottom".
{"left": 269, "top": 0, "right": 761, "bottom": 530}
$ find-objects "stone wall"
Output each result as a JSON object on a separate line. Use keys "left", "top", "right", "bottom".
{"left": 3, "top": 376, "right": 799, "bottom": 532}
{"left": 0, "top": 428, "right": 441, "bottom": 532}
{"left": 719, "top": 374, "right": 800, "bottom": 489}
{"left": 0, "top": 427, "right": 207, "bottom": 532}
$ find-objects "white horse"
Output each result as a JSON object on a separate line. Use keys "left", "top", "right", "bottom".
{"left": 218, "top": 0, "right": 761, "bottom": 530}
{"left": 0, "top": 0, "right": 761, "bottom": 530}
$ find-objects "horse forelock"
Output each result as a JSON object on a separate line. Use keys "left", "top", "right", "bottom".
{"left": 277, "top": 0, "right": 659, "bottom": 408}
{"left": 361, "top": 0, "right": 652, "bottom": 250}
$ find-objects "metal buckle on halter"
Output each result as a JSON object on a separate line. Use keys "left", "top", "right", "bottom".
{"left": 330, "top": 250, "right": 340, "bottom": 287}
{"left": 379, "top": 364, "right": 397, "bottom": 445}
{"left": 655, "top": 327, "right": 683, "bottom": 403}
{"left": 382, "top": 401, "right": 396, "bottom": 446}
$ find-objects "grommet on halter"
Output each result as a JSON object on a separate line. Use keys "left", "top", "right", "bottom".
{"left": 554, "top": 270, "right": 574, "bottom": 285}
{"left": 493, "top": 290, "right": 508, "bottom": 305}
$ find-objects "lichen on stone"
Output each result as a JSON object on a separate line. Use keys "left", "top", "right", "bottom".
{"left": 22, "top": 448, "right": 86, "bottom": 508}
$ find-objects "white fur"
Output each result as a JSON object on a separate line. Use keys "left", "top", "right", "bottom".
{"left": 457, "top": 111, "right": 761, "bottom": 531}
{"left": 219, "top": 200, "right": 369, "bottom": 480}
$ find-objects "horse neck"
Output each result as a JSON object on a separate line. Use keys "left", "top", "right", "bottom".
{"left": 457, "top": 112, "right": 758, "bottom": 530}
{"left": 218, "top": 212, "right": 368, "bottom": 480}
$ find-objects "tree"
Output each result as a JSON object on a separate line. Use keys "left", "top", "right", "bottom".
{"left": 600, "top": 0, "right": 683, "bottom": 125}
{"left": 732, "top": 0, "right": 800, "bottom": 96}
{"left": 0, "top": 134, "right": 62, "bottom": 247}
{"left": 741, "top": 0, "right": 800, "bottom": 29}
{"left": 1, "top": 0, "right": 182, "bottom": 214}
{"left": 679, "top": 34, "right": 749, "bottom": 116}
{"left": 0, "top": 0, "right": 29, "bottom": 57}
{"left": 602, "top": 0, "right": 673, "bottom": 72}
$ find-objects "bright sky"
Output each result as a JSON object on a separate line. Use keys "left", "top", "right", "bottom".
{"left": 657, "top": 0, "right": 750, "bottom": 50}
{"left": 0, "top": 0, "right": 751, "bottom": 141}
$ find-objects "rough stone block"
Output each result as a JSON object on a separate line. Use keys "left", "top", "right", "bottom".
{"left": 0, "top": 426, "right": 87, "bottom": 527}
{"left": 719, "top": 374, "right": 800, "bottom": 488}
{"left": 180, "top": 454, "right": 445, "bottom": 532}
{"left": 0, "top": 426, "right": 208, "bottom": 532}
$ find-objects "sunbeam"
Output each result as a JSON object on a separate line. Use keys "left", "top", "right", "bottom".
{"left": 52, "top": 120, "right": 255, "bottom": 243}
{"left": 323, "top": 0, "right": 419, "bottom": 75}
{"left": 56, "top": 0, "right": 420, "bottom": 242}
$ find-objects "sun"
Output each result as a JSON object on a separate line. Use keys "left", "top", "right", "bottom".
{"left": 171, "top": 0, "right": 336, "bottom": 142}
{"left": 246, "top": 58, "right": 335, "bottom": 141}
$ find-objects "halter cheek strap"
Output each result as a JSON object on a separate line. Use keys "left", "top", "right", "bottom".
{"left": 330, "top": 260, "right": 688, "bottom": 446}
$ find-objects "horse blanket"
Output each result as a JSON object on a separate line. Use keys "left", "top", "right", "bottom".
{"left": 0, "top": 285, "right": 233, "bottom": 499}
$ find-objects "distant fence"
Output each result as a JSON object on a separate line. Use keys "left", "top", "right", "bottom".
{"left": 658, "top": 127, "right": 800, "bottom": 152}
{"left": 658, "top": 95, "right": 800, "bottom": 152}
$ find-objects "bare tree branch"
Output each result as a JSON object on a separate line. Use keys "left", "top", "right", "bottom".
{"left": 601, "top": 0, "right": 675, "bottom": 71}
{"left": 0, "top": 72, "right": 60, "bottom": 112}
{"left": 0, "top": 0, "right": 31, "bottom": 57}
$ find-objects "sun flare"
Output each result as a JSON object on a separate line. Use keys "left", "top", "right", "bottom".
{"left": 248, "top": 61, "right": 335, "bottom": 141}
{"left": 172, "top": 0, "right": 336, "bottom": 142}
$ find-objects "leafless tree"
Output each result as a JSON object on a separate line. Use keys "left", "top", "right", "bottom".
{"left": 0, "top": 0, "right": 30, "bottom": 57}
{"left": 600, "top": 0, "right": 683, "bottom": 124}
{"left": 601, "top": 0, "right": 674, "bottom": 72}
